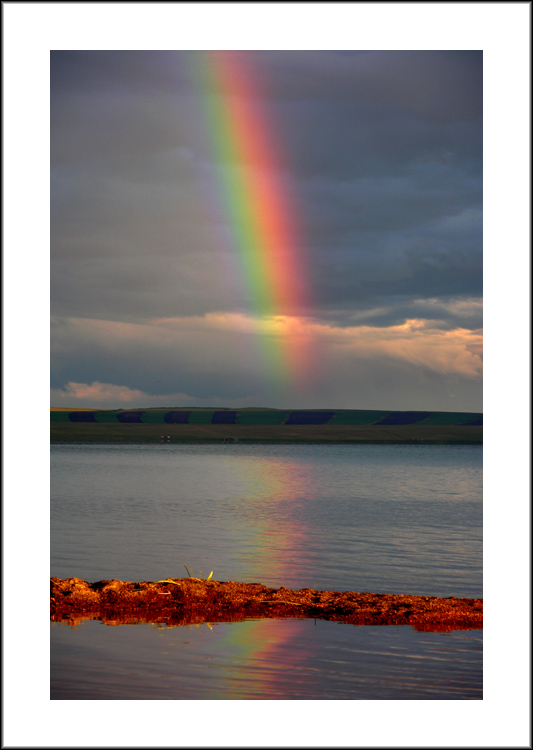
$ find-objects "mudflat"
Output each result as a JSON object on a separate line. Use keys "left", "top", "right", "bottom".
{"left": 50, "top": 577, "right": 483, "bottom": 632}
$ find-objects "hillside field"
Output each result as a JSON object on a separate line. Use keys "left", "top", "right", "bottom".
{"left": 51, "top": 407, "right": 482, "bottom": 444}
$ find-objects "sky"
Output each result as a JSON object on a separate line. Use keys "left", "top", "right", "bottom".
{"left": 50, "top": 49, "right": 483, "bottom": 412}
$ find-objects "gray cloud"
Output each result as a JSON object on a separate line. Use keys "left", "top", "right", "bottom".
{"left": 50, "top": 50, "right": 482, "bottom": 410}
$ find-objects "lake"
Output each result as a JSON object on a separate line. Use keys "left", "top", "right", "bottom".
{"left": 50, "top": 442, "right": 482, "bottom": 699}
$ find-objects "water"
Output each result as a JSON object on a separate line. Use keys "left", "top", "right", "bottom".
{"left": 51, "top": 619, "right": 482, "bottom": 700}
{"left": 51, "top": 442, "right": 482, "bottom": 699}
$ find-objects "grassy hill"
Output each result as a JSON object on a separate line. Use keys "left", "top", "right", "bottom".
{"left": 51, "top": 407, "right": 482, "bottom": 444}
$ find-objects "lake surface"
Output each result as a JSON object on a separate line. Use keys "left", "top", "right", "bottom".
{"left": 51, "top": 442, "right": 482, "bottom": 699}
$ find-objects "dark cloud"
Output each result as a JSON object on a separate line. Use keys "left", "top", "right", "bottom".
{"left": 50, "top": 50, "right": 482, "bottom": 409}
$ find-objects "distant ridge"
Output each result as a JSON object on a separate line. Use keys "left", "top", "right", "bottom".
{"left": 51, "top": 407, "right": 482, "bottom": 427}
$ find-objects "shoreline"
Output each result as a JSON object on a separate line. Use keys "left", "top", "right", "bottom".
{"left": 51, "top": 439, "right": 482, "bottom": 445}
{"left": 51, "top": 578, "right": 483, "bottom": 632}
{"left": 50, "top": 424, "right": 482, "bottom": 445}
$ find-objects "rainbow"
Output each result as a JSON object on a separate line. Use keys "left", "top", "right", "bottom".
{"left": 197, "top": 452, "right": 317, "bottom": 699}
{"left": 193, "top": 51, "right": 313, "bottom": 389}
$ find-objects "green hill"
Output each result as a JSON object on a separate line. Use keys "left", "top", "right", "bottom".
{"left": 50, "top": 407, "right": 482, "bottom": 444}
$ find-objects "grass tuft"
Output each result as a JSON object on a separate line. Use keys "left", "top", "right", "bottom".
{"left": 184, "top": 565, "right": 214, "bottom": 582}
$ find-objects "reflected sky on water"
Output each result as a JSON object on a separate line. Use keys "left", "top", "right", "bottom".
{"left": 51, "top": 617, "right": 482, "bottom": 700}
{"left": 51, "top": 442, "right": 482, "bottom": 597}
{"left": 51, "top": 442, "right": 482, "bottom": 699}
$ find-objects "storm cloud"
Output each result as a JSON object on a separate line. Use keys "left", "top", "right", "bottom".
{"left": 50, "top": 50, "right": 482, "bottom": 410}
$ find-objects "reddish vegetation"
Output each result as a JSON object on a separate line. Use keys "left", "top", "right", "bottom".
{"left": 51, "top": 577, "right": 482, "bottom": 632}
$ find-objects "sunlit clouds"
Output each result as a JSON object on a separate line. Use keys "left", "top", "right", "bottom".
{"left": 51, "top": 310, "right": 482, "bottom": 409}
{"left": 50, "top": 381, "right": 201, "bottom": 408}
{"left": 51, "top": 381, "right": 148, "bottom": 404}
